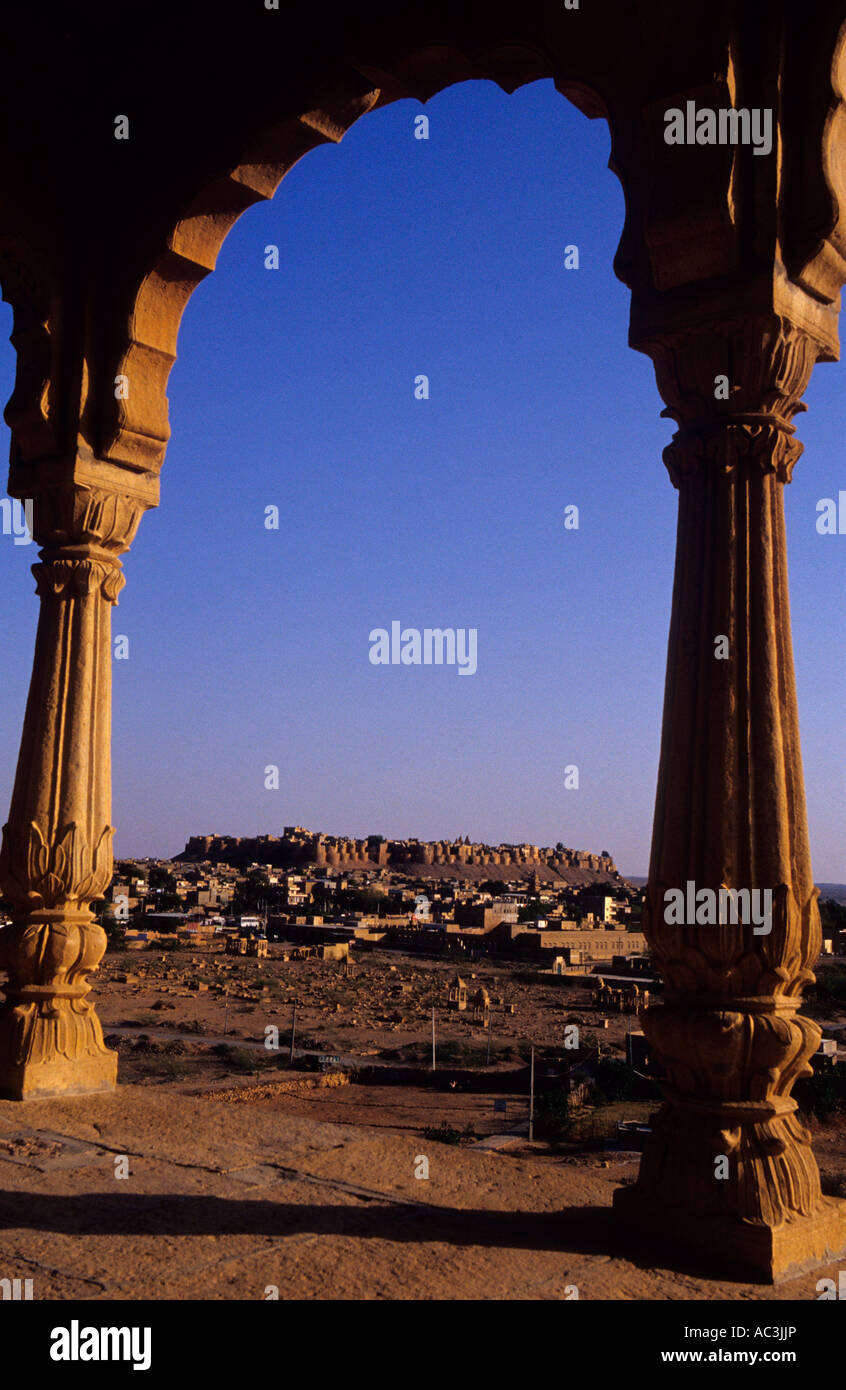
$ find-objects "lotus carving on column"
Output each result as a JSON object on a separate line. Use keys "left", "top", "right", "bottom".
{"left": 0, "top": 819, "right": 114, "bottom": 909}
{"left": 643, "top": 881, "right": 818, "bottom": 997}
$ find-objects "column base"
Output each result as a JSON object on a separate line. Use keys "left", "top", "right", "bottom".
{"left": 613, "top": 1183, "right": 846, "bottom": 1284}
{"left": 0, "top": 1049, "right": 117, "bottom": 1101}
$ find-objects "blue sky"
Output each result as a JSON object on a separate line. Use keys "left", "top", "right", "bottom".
{"left": 0, "top": 79, "right": 843, "bottom": 878}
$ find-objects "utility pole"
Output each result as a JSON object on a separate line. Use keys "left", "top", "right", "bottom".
{"left": 528, "top": 1045, "right": 535, "bottom": 1142}
{"left": 431, "top": 1006, "right": 436, "bottom": 1071}
{"left": 289, "top": 1001, "right": 297, "bottom": 1065}
{"left": 486, "top": 1010, "right": 492, "bottom": 1066}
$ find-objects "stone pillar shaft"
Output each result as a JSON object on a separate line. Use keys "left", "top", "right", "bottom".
{"left": 0, "top": 484, "right": 143, "bottom": 1099}
{"left": 614, "top": 316, "right": 846, "bottom": 1280}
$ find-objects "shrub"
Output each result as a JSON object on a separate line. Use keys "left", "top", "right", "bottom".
{"left": 533, "top": 1088, "right": 574, "bottom": 1143}
{"left": 213, "top": 1043, "right": 260, "bottom": 1074}
{"left": 592, "top": 1058, "right": 641, "bottom": 1104}
{"left": 422, "top": 1121, "right": 462, "bottom": 1145}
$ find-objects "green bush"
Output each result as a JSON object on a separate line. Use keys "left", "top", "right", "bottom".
{"left": 422, "top": 1121, "right": 462, "bottom": 1145}
{"left": 213, "top": 1043, "right": 260, "bottom": 1074}
{"left": 533, "top": 1088, "right": 574, "bottom": 1142}
{"left": 592, "top": 1058, "right": 641, "bottom": 1104}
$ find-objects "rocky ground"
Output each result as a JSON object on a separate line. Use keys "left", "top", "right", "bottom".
{"left": 95, "top": 945, "right": 633, "bottom": 1073}
{"left": 0, "top": 946, "right": 844, "bottom": 1301}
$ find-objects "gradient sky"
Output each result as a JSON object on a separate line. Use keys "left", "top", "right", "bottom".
{"left": 0, "top": 79, "right": 843, "bottom": 878}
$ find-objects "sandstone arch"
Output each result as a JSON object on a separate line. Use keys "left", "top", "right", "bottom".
{"left": 106, "top": 51, "right": 613, "bottom": 476}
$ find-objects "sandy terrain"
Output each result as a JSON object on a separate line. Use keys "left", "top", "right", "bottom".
{"left": 0, "top": 945, "right": 843, "bottom": 1301}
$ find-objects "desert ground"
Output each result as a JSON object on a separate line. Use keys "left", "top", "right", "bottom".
{"left": 1, "top": 943, "right": 845, "bottom": 1300}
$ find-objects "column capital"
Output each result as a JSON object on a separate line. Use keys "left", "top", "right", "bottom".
{"left": 15, "top": 479, "right": 150, "bottom": 561}
{"left": 32, "top": 558, "right": 125, "bottom": 605}
{"left": 642, "top": 314, "right": 819, "bottom": 486}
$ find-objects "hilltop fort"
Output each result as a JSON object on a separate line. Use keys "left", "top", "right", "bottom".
{"left": 178, "top": 828, "right": 621, "bottom": 886}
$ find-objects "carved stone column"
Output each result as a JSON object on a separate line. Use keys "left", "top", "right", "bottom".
{"left": 0, "top": 484, "right": 144, "bottom": 1099}
{"left": 613, "top": 314, "right": 846, "bottom": 1281}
